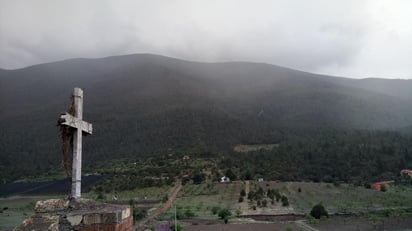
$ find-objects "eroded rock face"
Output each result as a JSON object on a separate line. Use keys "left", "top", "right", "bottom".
{"left": 15, "top": 199, "right": 133, "bottom": 231}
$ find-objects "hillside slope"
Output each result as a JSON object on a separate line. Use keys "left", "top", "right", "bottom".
{"left": 1, "top": 54, "right": 412, "bottom": 182}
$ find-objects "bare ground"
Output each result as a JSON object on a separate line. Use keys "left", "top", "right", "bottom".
{"left": 184, "top": 223, "right": 305, "bottom": 231}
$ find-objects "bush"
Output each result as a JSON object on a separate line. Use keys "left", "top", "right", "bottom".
{"left": 129, "top": 198, "right": 136, "bottom": 206}
{"left": 305, "top": 214, "right": 319, "bottom": 224}
{"left": 240, "top": 189, "right": 246, "bottom": 197}
{"left": 248, "top": 191, "right": 255, "bottom": 201}
{"left": 170, "top": 222, "right": 182, "bottom": 231}
{"left": 162, "top": 194, "right": 169, "bottom": 203}
{"left": 236, "top": 209, "right": 242, "bottom": 217}
{"left": 218, "top": 208, "right": 232, "bottom": 220}
{"left": 184, "top": 208, "right": 195, "bottom": 218}
{"left": 262, "top": 200, "right": 268, "bottom": 207}
{"left": 211, "top": 206, "right": 220, "bottom": 215}
{"left": 96, "top": 192, "right": 105, "bottom": 200}
{"left": 238, "top": 197, "right": 244, "bottom": 203}
{"left": 133, "top": 208, "right": 147, "bottom": 221}
{"left": 281, "top": 196, "right": 289, "bottom": 206}
{"left": 380, "top": 184, "right": 387, "bottom": 192}
{"left": 275, "top": 191, "right": 281, "bottom": 202}
{"left": 192, "top": 172, "right": 205, "bottom": 184}
{"left": 310, "top": 203, "right": 328, "bottom": 219}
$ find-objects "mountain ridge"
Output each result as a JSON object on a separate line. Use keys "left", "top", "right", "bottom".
{"left": 1, "top": 53, "right": 412, "bottom": 182}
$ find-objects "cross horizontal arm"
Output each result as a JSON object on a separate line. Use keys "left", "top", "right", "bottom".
{"left": 59, "top": 112, "right": 93, "bottom": 134}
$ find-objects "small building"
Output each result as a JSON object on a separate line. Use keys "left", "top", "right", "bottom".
{"left": 220, "top": 176, "right": 230, "bottom": 183}
{"left": 183, "top": 155, "right": 190, "bottom": 161}
{"left": 401, "top": 169, "right": 412, "bottom": 177}
{"left": 371, "top": 181, "right": 392, "bottom": 191}
{"left": 257, "top": 178, "right": 264, "bottom": 182}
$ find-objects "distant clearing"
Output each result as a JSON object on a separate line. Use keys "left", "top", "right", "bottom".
{"left": 234, "top": 144, "right": 279, "bottom": 153}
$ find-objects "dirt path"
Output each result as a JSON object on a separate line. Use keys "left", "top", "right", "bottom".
{"left": 245, "top": 180, "right": 250, "bottom": 195}
{"left": 136, "top": 181, "right": 182, "bottom": 230}
{"left": 238, "top": 181, "right": 250, "bottom": 212}
{"left": 295, "top": 220, "right": 319, "bottom": 231}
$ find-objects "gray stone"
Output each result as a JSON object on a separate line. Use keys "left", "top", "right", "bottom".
{"left": 83, "top": 213, "right": 102, "bottom": 225}
{"left": 34, "top": 199, "right": 69, "bottom": 213}
{"left": 121, "top": 207, "right": 131, "bottom": 220}
{"left": 67, "top": 214, "right": 83, "bottom": 226}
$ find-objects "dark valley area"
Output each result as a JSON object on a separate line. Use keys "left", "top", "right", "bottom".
{"left": 1, "top": 53, "right": 412, "bottom": 184}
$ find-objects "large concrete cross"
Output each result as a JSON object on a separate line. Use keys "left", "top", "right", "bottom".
{"left": 59, "top": 88, "right": 93, "bottom": 199}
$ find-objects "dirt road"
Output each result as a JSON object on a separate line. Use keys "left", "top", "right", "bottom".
{"left": 136, "top": 181, "right": 182, "bottom": 230}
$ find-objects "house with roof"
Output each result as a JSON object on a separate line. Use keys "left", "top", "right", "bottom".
{"left": 401, "top": 169, "right": 412, "bottom": 177}
{"left": 220, "top": 176, "right": 230, "bottom": 183}
{"left": 371, "top": 181, "right": 393, "bottom": 191}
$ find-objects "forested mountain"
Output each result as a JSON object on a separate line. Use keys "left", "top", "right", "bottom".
{"left": 1, "top": 54, "right": 412, "bottom": 183}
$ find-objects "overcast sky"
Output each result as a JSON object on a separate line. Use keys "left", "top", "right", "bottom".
{"left": 1, "top": 0, "right": 411, "bottom": 79}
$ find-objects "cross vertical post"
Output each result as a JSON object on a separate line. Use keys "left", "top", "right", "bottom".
{"left": 72, "top": 88, "right": 83, "bottom": 199}
{"left": 59, "top": 87, "right": 93, "bottom": 199}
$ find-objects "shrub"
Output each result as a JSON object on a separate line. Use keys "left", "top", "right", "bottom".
{"left": 184, "top": 208, "right": 195, "bottom": 218}
{"left": 170, "top": 222, "right": 182, "bottom": 231}
{"left": 211, "top": 206, "right": 220, "bottom": 215}
{"left": 218, "top": 208, "right": 232, "bottom": 220}
{"left": 162, "top": 194, "right": 169, "bottom": 203}
{"left": 96, "top": 192, "right": 105, "bottom": 200}
{"left": 236, "top": 209, "right": 242, "bottom": 217}
{"left": 240, "top": 189, "right": 246, "bottom": 197}
{"left": 310, "top": 203, "right": 328, "bottom": 219}
{"left": 133, "top": 208, "right": 147, "bottom": 221}
{"left": 305, "top": 214, "right": 319, "bottom": 224}
{"left": 248, "top": 191, "right": 255, "bottom": 201}
{"left": 129, "top": 198, "right": 136, "bottom": 206}
{"left": 262, "top": 200, "right": 268, "bottom": 207}
{"left": 275, "top": 191, "right": 281, "bottom": 202}
{"left": 281, "top": 196, "right": 289, "bottom": 206}
{"left": 192, "top": 172, "right": 205, "bottom": 184}
{"left": 238, "top": 197, "right": 244, "bottom": 203}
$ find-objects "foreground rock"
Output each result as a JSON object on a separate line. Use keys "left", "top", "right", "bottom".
{"left": 14, "top": 199, "right": 133, "bottom": 231}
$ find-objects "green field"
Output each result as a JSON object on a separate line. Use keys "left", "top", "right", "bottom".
{"left": 162, "top": 181, "right": 412, "bottom": 221}
{"left": 2, "top": 181, "right": 412, "bottom": 230}
{"left": 270, "top": 182, "right": 412, "bottom": 214}
{"left": 166, "top": 182, "right": 244, "bottom": 218}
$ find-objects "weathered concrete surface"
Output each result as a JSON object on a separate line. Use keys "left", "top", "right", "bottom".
{"left": 35, "top": 199, "right": 69, "bottom": 213}
{"left": 14, "top": 199, "right": 133, "bottom": 231}
{"left": 58, "top": 87, "right": 93, "bottom": 199}
{"left": 67, "top": 214, "right": 83, "bottom": 226}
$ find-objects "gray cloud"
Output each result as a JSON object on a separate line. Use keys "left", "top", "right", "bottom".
{"left": 0, "top": 0, "right": 411, "bottom": 79}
